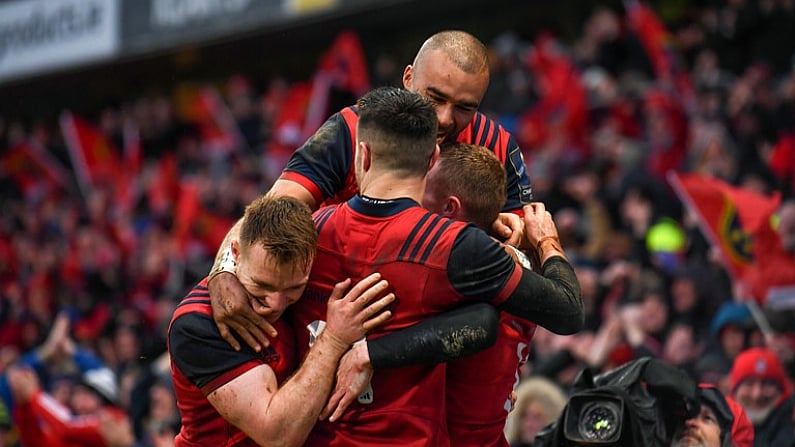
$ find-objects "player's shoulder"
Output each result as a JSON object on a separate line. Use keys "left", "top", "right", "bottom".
{"left": 462, "top": 111, "right": 513, "bottom": 154}
{"left": 412, "top": 209, "right": 471, "bottom": 243}
{"left": 169, "top": 284, "right": 214, "bottom": 338}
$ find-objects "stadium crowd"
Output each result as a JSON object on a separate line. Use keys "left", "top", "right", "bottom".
{"left": 1, "top": 1, "right": 795, "bottom": 446}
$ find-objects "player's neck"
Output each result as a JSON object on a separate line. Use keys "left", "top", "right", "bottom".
{"left": 359, "top": 173, "right": 425, "bottom": 203}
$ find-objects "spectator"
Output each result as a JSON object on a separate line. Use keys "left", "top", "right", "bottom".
{"left": 671, "top": 384, "right": 754, "bottom": 447}
{"left": 729, "top": 347, "right": 794, "bottom": 447}
{"left": 503, "top": 376, "right": 567, "bottom": 447}
{"left": 0, "top": 312, "right": 105, "bottom": 412}
{"left": 8, "top": 365, "right": 133, "bottom": 447}
{"left": 663, "top": 320, "right": 703, "bottom": 378}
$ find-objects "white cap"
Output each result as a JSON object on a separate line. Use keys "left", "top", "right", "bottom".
{"left": 81, "top": 367, "right": 119, "bottom": 405}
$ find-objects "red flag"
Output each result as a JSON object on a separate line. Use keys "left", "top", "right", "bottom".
{"left": 115, "top": 122, "right": 143, "bottom": 215}
{"left": 172, "top": 179, "right": 235, "bottom": 258}
{"left": 178, "top": 84, "right": 246, "bottom": 154}
{"left": 768, "top": 132, "right": 795, "bottom": 193}
{"left": 194, "top": 210, "right": 236, "bottom": 256}
{"left": 173, "top": 180, "right": 201, "bottom": 258}
{"left": 1, "top": 140, "right": 69, "bottom": 196}
{"left": 317, "top": 30, "right": 371, "bottom": 98}
{"left": 643, "top": 88, "right": 688, "bottom": 179}
{"left": 303, "top": 31, "right": 371, "bottom": 142}
{"left": 146, "top": 153, "right": 180, "bottom": 216}
{"left": 59, "top": 112, "right": 122, "bottom": 196}
{"left": 625, "top": 0, "right": 694, "bottom": 104}
{"left": 667, "top": 172, "right": 781, "bottom": 281}
{"left": 521, "top": 32, "right": 590, "bottom": 159}
{"left": 626, "top": 1, "right": 673, "bottom": 80}
{"left": 269, "top": 81, "right": 314, "bottom": 153}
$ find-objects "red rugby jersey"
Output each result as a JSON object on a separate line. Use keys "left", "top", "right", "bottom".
{"left": 169, "top": 279, "right": 297, "bottom": 447}
{"left": 292, "top": 195, "right": 523, "bottom": 447}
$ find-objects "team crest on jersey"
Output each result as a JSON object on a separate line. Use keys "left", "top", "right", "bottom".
{"left": 717, "top": 199, "right": 753, "bottom": 266}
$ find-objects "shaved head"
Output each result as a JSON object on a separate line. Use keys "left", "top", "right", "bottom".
{"left": 414, "top": 30, "right": 490, "bottom": 78}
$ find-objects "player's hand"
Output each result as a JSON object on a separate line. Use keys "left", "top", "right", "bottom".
{"left": 324, "top": 273, "right": 394, "bottom": 346}
{"left": 320, "top": 342, "right": 373, "bottom": 422}
{"left": 522, "top": 202, "right": 559, "bottom": 248}
{"left": 209, "top": 272, "right": 277, "bottom": 352}
{"left": 491, "top": 212, "right": 525, "bottom": 248}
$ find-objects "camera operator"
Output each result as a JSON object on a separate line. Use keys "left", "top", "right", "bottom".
{"left": 533, "top": 357, "right": 754, "bottom": 447}
{"left": 671, "top": 385, "right": 753, "bottom": 447}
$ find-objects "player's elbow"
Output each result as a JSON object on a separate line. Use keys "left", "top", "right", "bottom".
{"left": 552, "top": 307, "right": 585, "bottom": 335}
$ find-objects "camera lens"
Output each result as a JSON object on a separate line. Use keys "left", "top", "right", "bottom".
{"left": 578, "top": 401, "right": 620, "bottom": 442}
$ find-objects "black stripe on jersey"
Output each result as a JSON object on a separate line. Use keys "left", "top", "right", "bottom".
{"left": 479, "top": 117, "right": 494, "bottom": 148}
{"left": 485, "top": 120, "right": 500, "bottom": 149}
{"left": 398, "top": 212, "right": 433, "bottom": 261}
{"left": 407, "top": 214, "right": 445, "bottom": 262}
{"left": 314, "top": 207, "right": 335, "bottom": 233}
{"left": 184, "top": 290, "right": 210, "bottom": 299}
{"left": 472, "top": 114, "right": 484, "bottom": 146}
{"left": 419, "top": 218, "right": 456, "bottom": 264}
{"left": 178, "top": 298, "right": 210, "bottom": 308}
{"left": 402, "top": 213, "right": 446, "bottom": 263}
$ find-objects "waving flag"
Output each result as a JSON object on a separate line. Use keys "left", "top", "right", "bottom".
{"left": 270, "top": 30, "right": 371, "bottom": 156}
{"left": 173, "top": 179, "right": 236, "bottom": 259}
{"left": 2, "top": 139, "right": 69, "bottom": 196}
{"left": 625, "top": 0, "right": 694, "bottom": 105}
{"left": 59, "top": 112, "right": 121, "bottom": 196}
{"left": 667, "top": 171, "right": 781, "bottom": 281}
{"left": 519, "top": 32, "right": 590, "bottom": 159}
{"left": 302, "top": 30, "right": 371, "bottom": 145}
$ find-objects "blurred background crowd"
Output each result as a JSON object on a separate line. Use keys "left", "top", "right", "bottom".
{"left": 1, "top": 0, "right": 795, "bottom": 446}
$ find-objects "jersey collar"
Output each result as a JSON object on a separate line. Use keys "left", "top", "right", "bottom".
{"left": 349, "top": 195, "right": 420, "bottom": 217}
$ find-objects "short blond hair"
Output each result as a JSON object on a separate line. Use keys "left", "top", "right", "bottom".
{"left": 239, "top": 196, "right": 317, "bottom": 272}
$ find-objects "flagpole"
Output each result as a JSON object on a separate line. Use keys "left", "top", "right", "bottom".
{"left": 59, "top": 111, "right": 91, "bottom": 199}
{"left": 745, "top": 300, "right": 774, "bottom": 338}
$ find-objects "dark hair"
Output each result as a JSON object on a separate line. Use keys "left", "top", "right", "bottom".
{"left": 239, "top": 196, "right": 317, "bottom": 272}
{"left": 356, "top": 87, "right": 437, "bottom": 177}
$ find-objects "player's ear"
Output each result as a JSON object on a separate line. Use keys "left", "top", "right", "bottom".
{"left": 402, "top": 64, "right": 413, "bottom": 89}
{"left": 231, "top": 240, "right": 241, "bottom": 262}
{"left": 428, "top": 144, "right": 440, "bottom": 171}
{"left": 359, "top": 142, "right": 373, "bottom": 171}
{"left": 443, "top": 196, "right": 462, "bottom": 219}
{"left": 358, "top": 141, "right": 372, "bottom": 171}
